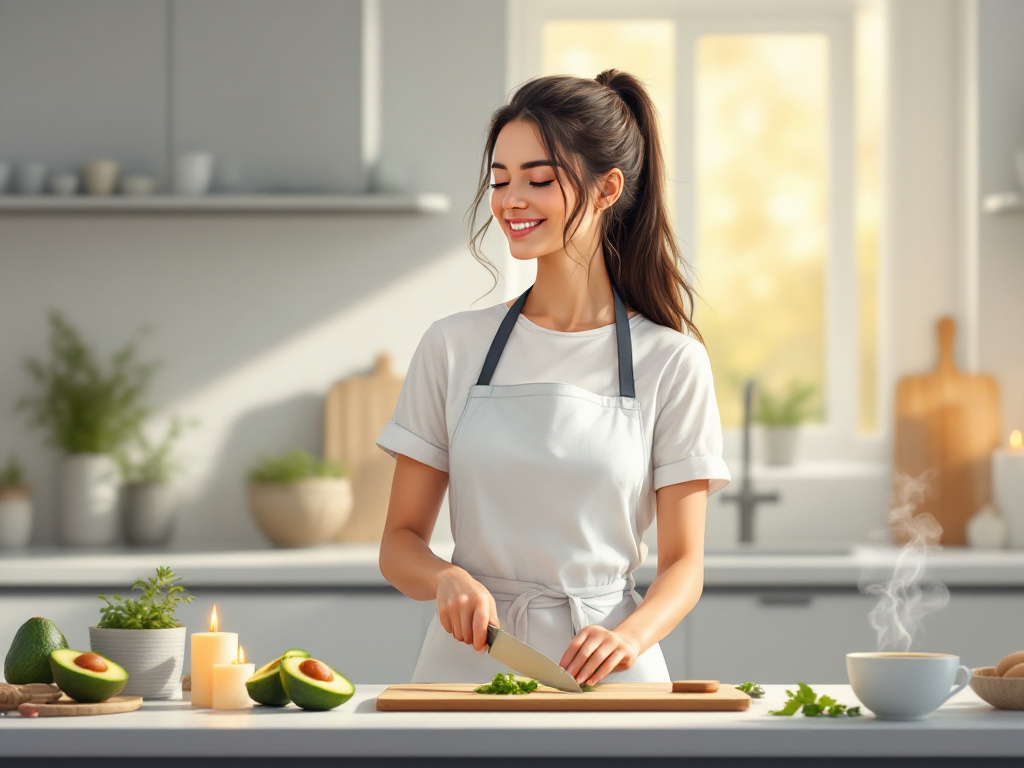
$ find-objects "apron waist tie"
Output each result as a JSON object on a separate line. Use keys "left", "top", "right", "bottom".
{"left": 473, "top": 572, "right": 638, "bottom": 643}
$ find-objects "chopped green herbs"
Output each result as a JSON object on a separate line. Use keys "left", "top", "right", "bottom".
{"left": 474, "top": 673, "right": 539, "bottom": 695}
{"left": 768, "top": 683, "right": 861, "bottom": 717}
{"left": 735, "top": 681, "right": 765, "bottom": 698}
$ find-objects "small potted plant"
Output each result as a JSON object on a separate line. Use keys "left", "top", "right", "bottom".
{"left": 18, "top": 311, "right": 157, "bottom": 547}
{"left": 115, "top": 415, "right": 198, "bottom": 547}
{"left": 90, "top": 566, "right": 193, "bottom": 699}
{"left": 248, "top": 448, "right": 352, "bottom": 547}
{"left": 754, "top": 380, "right": 820, "bottom": 466}
{"left": 0, "top": 456, "right": 32, "bottom": 549}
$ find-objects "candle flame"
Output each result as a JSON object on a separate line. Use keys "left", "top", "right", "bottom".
{"left": 209, "top": 605, "right": 219, "bottom": 633}
{"left": 1011, "top": 430, "right": 1023, "bottom": 450}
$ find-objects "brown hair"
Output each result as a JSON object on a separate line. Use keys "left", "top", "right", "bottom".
{"left": 466, "top": 69, "right": 702, "bottom": 342}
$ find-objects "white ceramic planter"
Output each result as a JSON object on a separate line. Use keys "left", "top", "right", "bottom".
{"left": 58, "top": 453, "right": 121, "bottom": 546}
{"left": 122, "top": 482, "right": 177, "bottom": 547}
{"left": 89, "top": 625, "right": 186, "bottom": 699}
{"left": 761, "top": 426, "right": 800, "bottom": 466}
{"left": 0, "top": 486, "right": 32, "bottom": 549}
{"left": 249, "top": 477, "right": 353, "bottom": 547}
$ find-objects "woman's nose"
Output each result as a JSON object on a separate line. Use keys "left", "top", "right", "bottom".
{"left": 502, "top": 188, "right": 526, "bottom": 210}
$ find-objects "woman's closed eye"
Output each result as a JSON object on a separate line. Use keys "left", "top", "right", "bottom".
{"left": 489, "top": 180, "right": 555, "bottom": 189}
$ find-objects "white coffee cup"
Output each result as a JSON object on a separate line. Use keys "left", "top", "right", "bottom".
{"left": 173, "top": 151, "right": 214, "bottom": 195}
{"left": 82, "top": 160, "right": 120, "bottom": 196}
{"left": 847, "top": 652, "right": 972, "bottom": 720}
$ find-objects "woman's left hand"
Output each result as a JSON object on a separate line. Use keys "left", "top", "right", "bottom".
{"left": 559, "top": 625, "right": 642, "bottom": 687}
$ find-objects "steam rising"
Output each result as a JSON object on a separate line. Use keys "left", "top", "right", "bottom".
{"left": 861, "top": 471, "right": 950, "bottom": 652}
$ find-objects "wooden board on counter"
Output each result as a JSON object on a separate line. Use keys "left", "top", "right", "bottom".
{"left": 324, "top": 352, "right": 405, "bottom": 543}
{"left": 376, "top": 682, "right": 750, "bottom": 712}
{"left": 893, "top": 317, "right": 1001, "bottom": 545}
{"left": 30, "top": 694, "right": 142, "bottom": 717}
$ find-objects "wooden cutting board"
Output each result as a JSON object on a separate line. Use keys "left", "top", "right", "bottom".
{"left": 324, "top": 352, "right": 405, "bottom": 542}
{"left": 893, "top": 317, "right": 1000, "bottom": 545}
{"left": 376, "top": 683, "right": 750, "bottom": 712}
{"left": 27, "top": 695, "right": 142, "bottom": 717}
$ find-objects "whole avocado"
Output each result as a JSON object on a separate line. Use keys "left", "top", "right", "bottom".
{"left": 4, "top": 617, "right": 69, "bottom": 684}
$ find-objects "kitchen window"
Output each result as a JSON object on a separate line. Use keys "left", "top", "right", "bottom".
{"left": 507, "top": 0, "right": 886, "bottom": 462}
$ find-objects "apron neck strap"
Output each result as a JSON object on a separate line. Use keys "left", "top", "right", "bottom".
{"left": 477, "top": 283, "right": 636, "bottom": 398}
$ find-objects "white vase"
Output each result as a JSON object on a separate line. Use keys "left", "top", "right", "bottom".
{"left": 0, "top": 487, "right": 32, "bottom": 549}
{"left": 122, "top": 482, "right": 177, "bottom": 547}
{"left": 58, "top": 454, "right": 121, "bottom": 546}
{"left": 761, "top": 426, "right": 800, "bottom": 466}
{"left": 89, "top": 626, "right": 186, "bottom": 699}
{"left": 249, "top": 477, "right": 353, "bottom": 547}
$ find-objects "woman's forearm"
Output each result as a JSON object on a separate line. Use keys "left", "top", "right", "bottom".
{"left": 379, "top": 528, "right": 466, "bottom": 602}
{"left": 613, "top": 555, "right": 704, "bottom": 655}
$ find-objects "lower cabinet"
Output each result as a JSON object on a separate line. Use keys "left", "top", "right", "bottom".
{"left": 0, "top": 589, "right": 436, "bottom": 685}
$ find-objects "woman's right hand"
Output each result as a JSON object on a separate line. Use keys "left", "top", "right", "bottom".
{"left": 435, "top": 567, "right": 500, "bottom": 653}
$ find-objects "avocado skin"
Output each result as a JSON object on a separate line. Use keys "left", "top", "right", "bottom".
{"left": 280, "top": 656, "right": 354, "bottom": 711}
{"left": 49, "top": 648, "right": 128, "bottom": 703}
{"left": 245, "top": 649, "right": 310, "bottom": 706}
{"left": 4, "top": 617, "right": 69, "bottom": 684}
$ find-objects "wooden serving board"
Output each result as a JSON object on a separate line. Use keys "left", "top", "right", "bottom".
{"left": 376, "top": 683, "right": 750, "bottom": 712}
{"left": 29, "top": 695, "right": 142, "bottom": 717}
{"left": 324, "top": 352, "right": 405, "bottom": 542}
{"left": 893, "top": 317, "right": 1001, "bottom": 545}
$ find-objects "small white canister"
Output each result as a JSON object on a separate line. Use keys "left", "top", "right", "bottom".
{"left": 0, "top": 486, "right": 32, "bottom": 549}
{"left": 966, "top": 505, "right": 1009, "bottom": 549}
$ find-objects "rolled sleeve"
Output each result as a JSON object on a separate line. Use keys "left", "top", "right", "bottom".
{"left": 653, "top": 455, "right": 731, "bottom": 495}
{"left": 376, "top": 421, "right": 449, "bottom": 473}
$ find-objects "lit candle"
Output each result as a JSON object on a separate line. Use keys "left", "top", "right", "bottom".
{"left": 190, "top": 606, "right": 238, "bottom": 708}
{"left": 993, "top": 430, "right": 1024, "bottom": 548}
{"left": 213, "top": 646, "right": 256, "bottom": 710}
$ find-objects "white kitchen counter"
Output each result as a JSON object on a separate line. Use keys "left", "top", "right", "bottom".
{"left": 2, "top": 542, "right": 1024, "bottom": 589}
{"left": 0, "top": 684, "right": 1021, "bottom": 765}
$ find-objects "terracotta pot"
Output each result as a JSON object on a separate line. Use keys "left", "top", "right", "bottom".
{"left": 248, "top": 478, "right": 353, "bottom": 547}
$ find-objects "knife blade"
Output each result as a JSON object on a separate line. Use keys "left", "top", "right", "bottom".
{"left": 485, "top": 624, "right": 583, "bottom": 693}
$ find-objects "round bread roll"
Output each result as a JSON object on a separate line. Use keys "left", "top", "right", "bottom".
{"left": 996, "top": 650, "right": 1024, "bottom": 677}
{"left": 1002, "top": 663, "right": 1024, "bottom": 678}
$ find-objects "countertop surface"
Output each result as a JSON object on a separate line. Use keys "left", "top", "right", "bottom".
{"left": 2, "top": 542, "right": 1024, "bottom": 589}
{"left": 1, "top": 685, "right": 1021, "bottom": 759}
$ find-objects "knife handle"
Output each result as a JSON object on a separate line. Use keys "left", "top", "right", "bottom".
{"left": 486, "top": 623, "right": 499, "bottom": 649}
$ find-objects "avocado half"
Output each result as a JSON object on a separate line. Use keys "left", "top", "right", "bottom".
{"left": 4, "top": 617, "right": 69, "bottom": 684}
{"left": 49, "top": 648, "right": 128, "bottom": 703}
{"left": 279, "top": 655, "right": 354, "bottom": 711}
{"left": 245, "top": 648, "right": 310, "bottom": 706}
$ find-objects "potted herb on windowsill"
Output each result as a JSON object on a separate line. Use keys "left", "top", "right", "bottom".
{"left": 0, "top": 456, "right": 32, "bottom": 550}
{"left": 18, "top": 311, "right": 157, "bottom": 547}
{"left": 247, "top": 449, "right": 352, "bottom": 547}
{"left": 115, "top": 415, "right": 198, "bottom": 547}
{"left": 90, "top": 566, "right": 193, "bottom": 699}
{"left": 754, "top": 380, "right": 820, "bottom": 466}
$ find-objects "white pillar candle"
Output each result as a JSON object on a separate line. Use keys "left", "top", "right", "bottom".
{"left": 213, "top": 658, "right": 256, "bottom": 710}
{"left": 993, "top": 430, "right": 1024, "bottom": 548}
{"left": 190, "top": 605, "right": 238, "bottom": 708}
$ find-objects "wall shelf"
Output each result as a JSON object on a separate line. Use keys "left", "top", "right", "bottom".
{"left": 0, "top": 192, "right": 451, "bottom": 214}
{"left": 982, "top": 192, "right": 1024, "bottom": 214}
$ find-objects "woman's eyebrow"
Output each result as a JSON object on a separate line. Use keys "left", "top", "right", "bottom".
{"left": 490, "top": 160, "right": 558, "bottom": 170}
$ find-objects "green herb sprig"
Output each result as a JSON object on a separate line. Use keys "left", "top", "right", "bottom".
{"left": 474, "top": 672, "right": 539, "bottom": 695}
{"left": 754, "top": 380, "right": 820, "bottom": 426}
{"left": 736, "top": 681, "right": 765, "bottom": 698}
{"left": 248, "top": 449, "right": 348, "bottom": 484}
{"left": 97, "top": 566, "right": 193, "bottom": 629}
{"left": 768, "top": 682, "right": 861, "bottom": 717}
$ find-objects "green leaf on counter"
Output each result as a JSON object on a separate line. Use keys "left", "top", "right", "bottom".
{"left": 474, "top": 672, "right": 539, "bottom": 695}
{"left": 735, "top": 681, "right": 765, "bottom": 698}
{"left": 769, "top": 682, "right": 861, "bottom": 717}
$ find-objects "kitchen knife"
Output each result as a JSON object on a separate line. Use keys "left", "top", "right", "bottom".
{"left": 486, "top": 624, "right": 583, "bottom": 693}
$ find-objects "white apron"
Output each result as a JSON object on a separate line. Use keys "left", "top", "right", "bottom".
{"left": 411, "top": 283, "right": 671, "bottom": 683}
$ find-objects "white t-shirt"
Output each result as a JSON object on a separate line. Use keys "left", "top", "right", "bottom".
{"left": 376, "top": 300, "right": 732, "bottom": 553}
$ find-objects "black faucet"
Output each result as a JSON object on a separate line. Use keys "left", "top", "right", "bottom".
{"left": 721, "top": 379, "right": 780, "bottom": 543}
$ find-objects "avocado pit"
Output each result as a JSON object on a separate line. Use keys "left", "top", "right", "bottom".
{"left": 299, "top": 659, "right": 334, "bottom": 682}
{"left": 74, "top": 653, "right": 108, "bottom": 673}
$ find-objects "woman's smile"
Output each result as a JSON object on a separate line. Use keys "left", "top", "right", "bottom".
{"left": 506, "top": 218, "right": 546, "bottom": 238}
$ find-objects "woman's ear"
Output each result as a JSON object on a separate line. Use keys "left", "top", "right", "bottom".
{"left": 596, "top": 168, "right": 625, "bottom": 210}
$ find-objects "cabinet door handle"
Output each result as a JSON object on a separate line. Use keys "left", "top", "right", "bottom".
{"left": 757, "top": 592, "right": 813, "bottom": 607}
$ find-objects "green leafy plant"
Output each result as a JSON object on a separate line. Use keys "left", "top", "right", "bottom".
{"left": 0, "top": 456, "right": 26, "bottom": 487}
{"left": 768, "top": 682, "right": 861, "bottom": 717}
{"left": 97, "top": 566, "right": 194, "bottom": 629}
{"left": 474, "top": 672, "right": 539, "bottom": 695}
{"left": 18, "top": 311, "right": 158, "bottom": 454}
{"left": 248, "top": 449, "right": 348, "bottom": 484}
{"left": 736, "top": 681, "right": 765, "bottom": 698}
{"left": 115, "top": 415, "right": 199, "bottom": 484}
{"left": 754, "top": 380, "right": 820, "bottom": 426}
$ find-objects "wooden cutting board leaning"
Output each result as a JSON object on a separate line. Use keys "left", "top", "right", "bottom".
{"left": 375, "top": 682, "right": 750, "bottom": 712}
{"left": 324, "top": 352, "right": 405, "bottom": 542}
{"left": 893, "top": 317, "right": 1001, "bottom": 545}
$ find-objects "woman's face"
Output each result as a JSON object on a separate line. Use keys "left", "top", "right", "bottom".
{"left": 489, "top": 119, "right": 601, "bottom": 264}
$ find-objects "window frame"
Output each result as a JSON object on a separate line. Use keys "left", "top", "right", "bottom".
{"left": 506, "top": 0, "right": 888, "bottom": 465}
